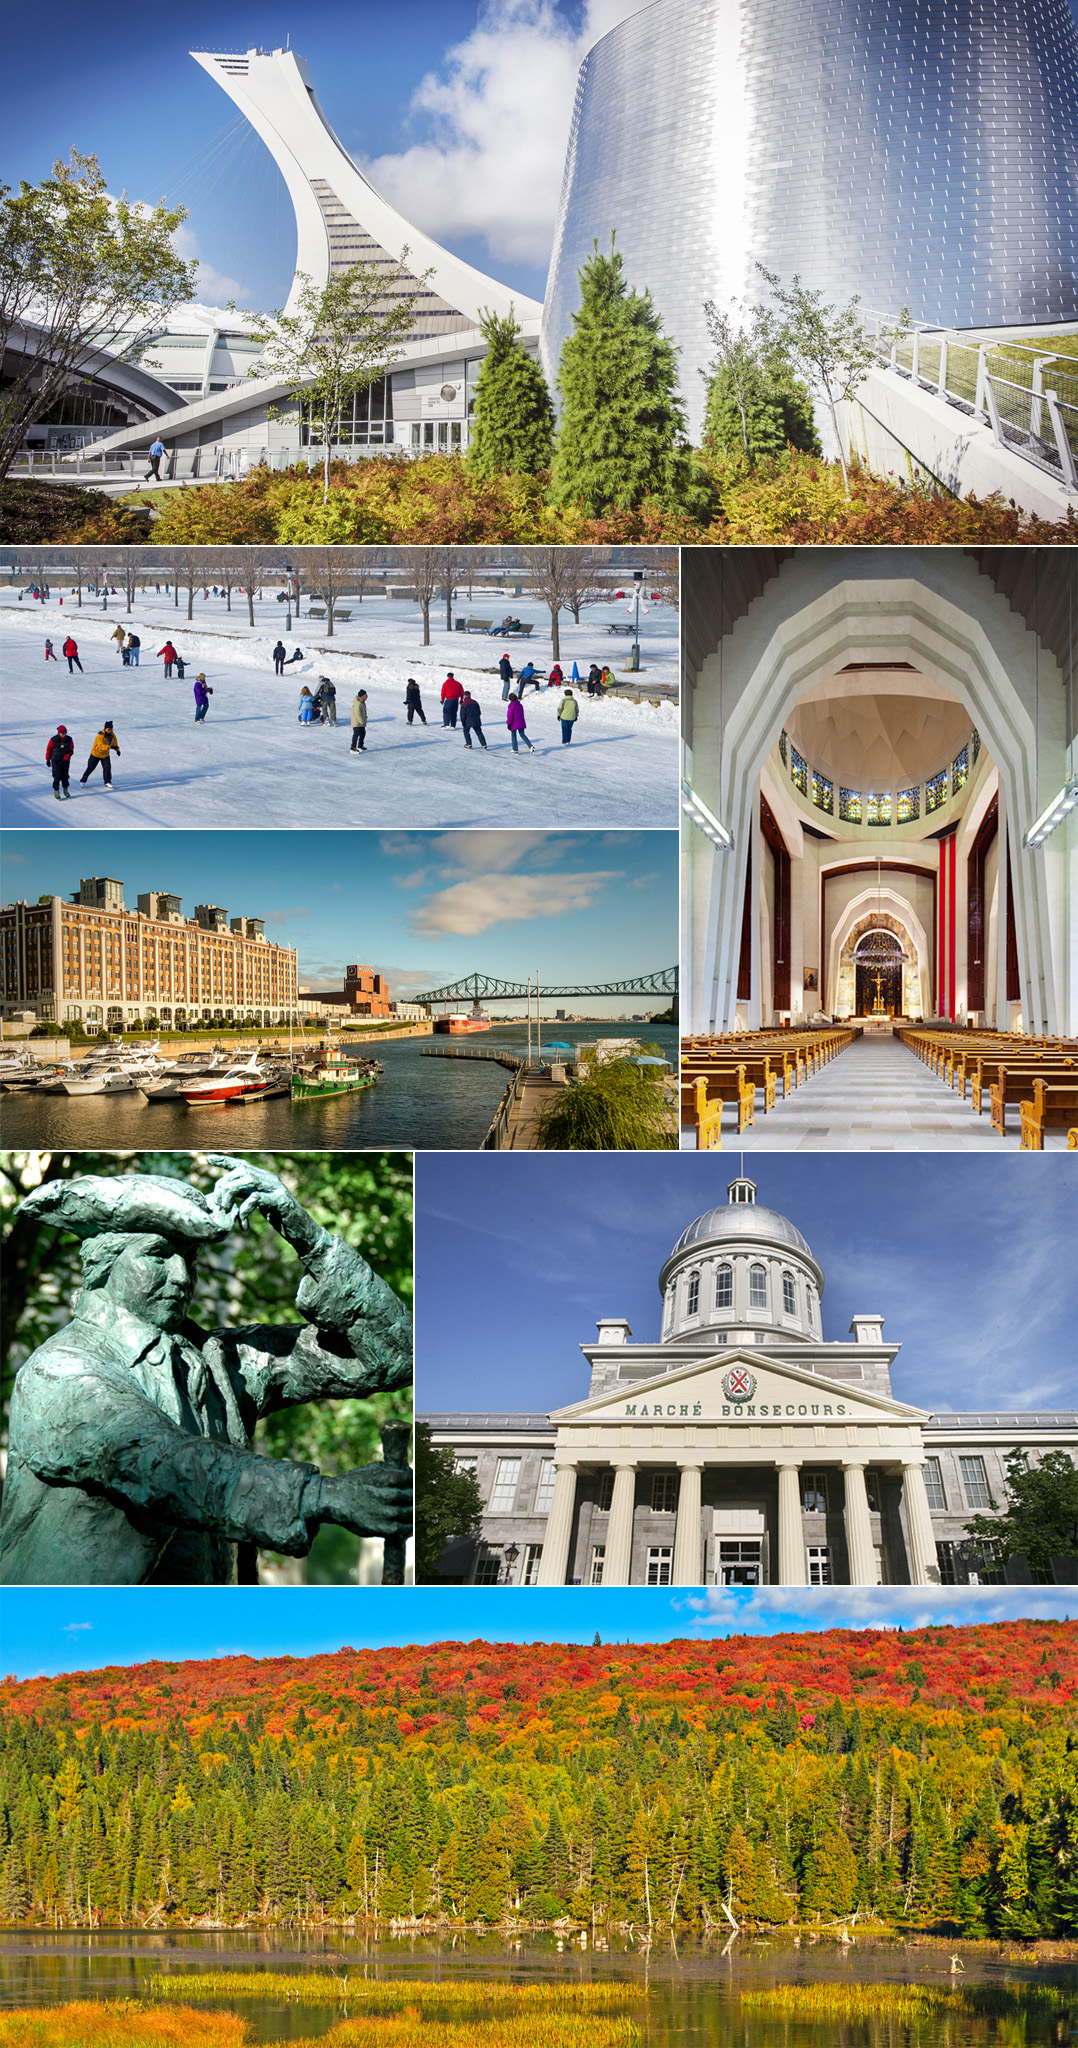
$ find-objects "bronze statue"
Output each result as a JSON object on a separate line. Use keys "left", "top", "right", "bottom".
{"left": 0, "top": 1155, "right": 412, "bottom": 1585}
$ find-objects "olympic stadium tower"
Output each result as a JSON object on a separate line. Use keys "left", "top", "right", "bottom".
{"left": 540, "top": 0, "right": 1078, "bottom": 440}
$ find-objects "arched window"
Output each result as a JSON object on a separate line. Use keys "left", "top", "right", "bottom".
{"left": 749, "top": 1264, "right": 767, "bottom": 1309}
{"left": 782, "top": 1271, "right": 797, "bottom": 1316}
{"left": 715, "top": 1263, "right": 733, "bottom": 1309}
{"left": 686, "top": 1271, "right": 700, "bottom": 1317}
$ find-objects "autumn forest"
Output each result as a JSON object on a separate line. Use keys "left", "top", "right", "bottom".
{"left": 1, "top": 1621, "right": 1075, "bottom": 1943}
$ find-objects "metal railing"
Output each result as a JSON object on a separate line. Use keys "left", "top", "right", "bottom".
{"left": 481, "top": 1064, "right": 530, "bottom": 1151}
{"left": 868, "top": 321, "right": 1078, "bottom": 490}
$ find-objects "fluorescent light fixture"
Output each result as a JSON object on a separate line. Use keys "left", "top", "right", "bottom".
{"left": 1023, "top": 773, "right": 1078, "bottom": 849}
{"left": 681, "top": 779, "right": 733, "bottom": 850}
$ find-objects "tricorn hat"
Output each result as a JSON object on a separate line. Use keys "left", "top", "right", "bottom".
{"left": 17, "top": 1172, "right": 231, "bottom": 1244}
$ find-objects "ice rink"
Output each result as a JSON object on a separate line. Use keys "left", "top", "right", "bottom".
{"left": 0, "top": 587, "right": 678, "bottom": 831}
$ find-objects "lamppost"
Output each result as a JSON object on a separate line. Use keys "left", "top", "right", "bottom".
{"left": 502, "top": 1543, "right": 520, "bottom": 1586}
{"left": 285, "top": 561, "right": 293, "bottom": 634}
{"left": 629, "top": 568, "right": 643, "bottom": 672}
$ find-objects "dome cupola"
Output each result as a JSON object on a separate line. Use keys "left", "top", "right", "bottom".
{"left": 657, "top": 1177, "right": 824, "bottom": 1346}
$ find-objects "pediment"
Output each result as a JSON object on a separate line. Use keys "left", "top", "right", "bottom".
{"left": 551, "top": 1346, "right": 927, "bottom": 1427}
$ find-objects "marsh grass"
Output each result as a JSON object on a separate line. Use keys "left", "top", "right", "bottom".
{"left": 740, "top": 1984, "right": 1074, "bottom": 2025}
{"left": 0, "top": 1988, "right": 642, "bottom": 2048}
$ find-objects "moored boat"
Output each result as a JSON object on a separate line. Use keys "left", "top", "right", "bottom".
{"left": 290, "top": 1043, "right": 381, "bottom": 1101}
{"left": 433, "top": 1010, "right": 491, "bottom": 1034}
{"left": 177, "top": 1053, "right": 277, "bottom": 1104}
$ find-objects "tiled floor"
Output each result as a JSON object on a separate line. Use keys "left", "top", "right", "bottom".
{"left": 680, "top": 1034, "right": 1071, "bottom": 1151}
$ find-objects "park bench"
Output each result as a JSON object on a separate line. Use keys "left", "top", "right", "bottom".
{"left": 606, "top": 622, "right": 635, "bottom": 635}
{"left": 305, "top": 606, "right": 352, "bottom": 622}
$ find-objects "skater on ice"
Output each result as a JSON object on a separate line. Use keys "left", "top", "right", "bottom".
{"left": 441, "top": 672, "right": 463, "bottom": 727}
{"left": 299, "top": 686, "right": 316, "bottom": 724}
{"left": 62, "top": 636, "right": 83, "bottom": 674}
{"left": 193, "top": 675, "right": 212, "bottom": 722}
{"left": 126, "top": 633, "right": 140, "bottom": 667}
{"left": 351, "top": 690, "right": 368, "bottom": 750}
{"left": 46, "top": 725, "right": 74, "bottom": 799}
{"left": 315, "top": 678, "right": 337, "bottom": 724}
{"left": 404, "top": 678, "right": 426, "bottom": 726}
{"left": 499, "top": 653, "right": 514, "bottom": 699}
{"left": 79, "top": 722, "right": 120, "bottom": 788}
{"left": 273, "top": 640, "right": 286, "bottom": 675}
{"left": 44, "top": 639, "right": 56, "bottom": 662}
{"left": 157, "top": 640, "right": 179, "bottom": 678}
{"left": 461, "top": 691, "right": 487, "bottom": 751}
{"left": 557, "top": 686, "right": 579, "bottom": 744}
{"left": 506, "top": 692, "right": 534, "bottom": 754}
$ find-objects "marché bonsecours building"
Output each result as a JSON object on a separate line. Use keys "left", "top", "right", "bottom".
{"left": 422, "top": 1179, "right": 1076, "bottom": 1589}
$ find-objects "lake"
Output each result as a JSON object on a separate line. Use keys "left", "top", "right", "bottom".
{"left": 0, "top": 1930, "right": 1069, "bottom": 2046}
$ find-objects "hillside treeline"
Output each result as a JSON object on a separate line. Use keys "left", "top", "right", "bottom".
{"left": 1, "top": 1625, "right": 1074, "bottom": 1939}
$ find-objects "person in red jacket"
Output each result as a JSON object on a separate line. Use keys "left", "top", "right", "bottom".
{"left": 46, "top": 725, "right": 74, "bottom": 799}
{"left": 156, "top": 641, "right": 179, "bottom": 678}
{"left": 440, "top": 671, "right": 464, "bottom": 728}
{"left": 61, "top": 637, "right": 83, "bottom": 674}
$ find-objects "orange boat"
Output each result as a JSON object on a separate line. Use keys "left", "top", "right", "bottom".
{"left": 433, "top": 1010, "right": 491, "bottom": 1034}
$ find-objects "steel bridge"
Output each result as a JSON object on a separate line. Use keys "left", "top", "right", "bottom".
{"left": 414, "top": 967, "right": 678, "bottom": 1005}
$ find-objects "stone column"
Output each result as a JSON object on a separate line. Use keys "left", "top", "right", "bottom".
{"left": 843, "top": 1460, "right": 876, "bottom": 1586}
{"left": 902, "top": 1458, "right": 939, "bottom": 1586}
{"left": 536, "top": 1460, "right": 578, "bottom": 1586}
{"left": 672, "top": 1463, "right": 704, "bottom": 1585}
{"left": 603, "top": 1462, "right": 638, "bottom": 1586}
{"left": 776, "top": 1461, "right": 806, "bottom": 1584}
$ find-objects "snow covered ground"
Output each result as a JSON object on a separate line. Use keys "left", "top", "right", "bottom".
{"left": 0, "top": 589, "right": 678, "bottom": 831}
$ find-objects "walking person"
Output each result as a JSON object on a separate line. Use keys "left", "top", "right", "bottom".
{"left": 460, "top": 691, "right": 487, "bottom": 751}
{"left": 499, "top": 653, "right": 514, "bottom": 700}
{"left": 440, "top": 671, "right": 464, "bottom": 727}
{"left": 126, "top": 633, "right": 140, "bottom": 667}
{"left": 110, "top": 622, "right": 127, "bottom": 659}
{"left": 61, "top": 636, "right": 83, "bottom": 674}
{"left": 404, "top": 678, "right": 426, "bottom": 726}
{"left": 298, "top": 686, "right": 316, "bottom": 725}
{"left": 557, "top": 686, "right": 579, "bottom": 744}
{"left": 506, "top": 692, "right": 534, "bottom": 754}
{"left": 156, "top": 640, "right": 178, "bottom": 678}
{"left": 44, "top": 639, "right": 56, "bottom": 662}
{"left": 350, "top": 690, "right": 368, "bottom": 751}
{"left": 79, "top": 722, "right": 120, "bottom": 787}
{"left": 46, "top": 725, "right": 74, "bottom": 800}
{"left": 193, "top": 675, "right": 213, "bottom": 722}
{"left": 315, "top": 678, "right": 337, "bottom": 725}
{"left": 272, "top": 640, "right": 286, "bottom": 676}
{"left": 144, "top": 435, "right": 167, "bottom": 482}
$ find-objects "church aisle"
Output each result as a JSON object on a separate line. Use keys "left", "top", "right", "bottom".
{"left": 727, "top": 1032, "right": 1068, "bottom": 1151}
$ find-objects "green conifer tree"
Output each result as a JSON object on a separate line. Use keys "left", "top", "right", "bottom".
{"left": 467, "top": 308, "right": 555, "bottom": 477}
{"left": 551, "top": 238, "right": 692, "bottom": 514}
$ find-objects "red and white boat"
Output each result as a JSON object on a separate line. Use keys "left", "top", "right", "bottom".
{"left": 433, "top": 1009, "right": 491, "bottom": 1034}
{"left": 177, "top": 1053, "right": 277, "bottom": 1104}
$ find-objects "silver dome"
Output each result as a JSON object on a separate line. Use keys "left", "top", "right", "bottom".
{"left": 669, "top": 1205, "right": 813, "bottom": 1260}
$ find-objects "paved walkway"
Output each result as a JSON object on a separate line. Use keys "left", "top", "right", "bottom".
{"left": 682, "top": 1032, "right": 1070, "bottom": 1151}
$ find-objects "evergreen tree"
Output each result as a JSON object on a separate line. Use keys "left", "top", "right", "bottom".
{"left": 551, "top": 238, "right": 692, "bottom": 514}
{"left": 467, "top": 309, "right": 554, "bottom": 477}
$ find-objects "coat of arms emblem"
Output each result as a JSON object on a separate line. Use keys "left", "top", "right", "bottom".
{"left": 723, "top": 1365, "right": 757, "bottom": 1401}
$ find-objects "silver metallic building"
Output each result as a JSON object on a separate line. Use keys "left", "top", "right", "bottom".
{"left": 540, "top": 0, "right": 1078, "bottom": 440}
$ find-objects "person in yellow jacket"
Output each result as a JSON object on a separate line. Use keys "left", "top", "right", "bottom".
{"left": 110, "top": 623, "right": 126, "bottom": 659}
{"left": 79, "top": 722, "right": 121, "bottom": 789}
{"left": 556, "top": 688, "right": 580, "bottom": 745}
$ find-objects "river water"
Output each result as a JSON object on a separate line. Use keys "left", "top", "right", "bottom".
{"left": 0, "top": 1022, "right": 678, "bottom": 1151}
{"left": 0, "top": 1930, "right": 1067, "bottom": 2045}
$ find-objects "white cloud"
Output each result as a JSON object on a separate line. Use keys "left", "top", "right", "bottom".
{"left": 173, "top": 226, "right": 251, "bottom": 308}
{"left": 678, "top": 1587, "right": 1077, "bottom": 1632}
{"left": 62, "top": 1622, "right": 93, "bottom": 1635}
{"left": 362, "top": 0, "right": 642, "bottom": 269}
{"left": 410, "top": 867, "right": 618, "bottom": 936}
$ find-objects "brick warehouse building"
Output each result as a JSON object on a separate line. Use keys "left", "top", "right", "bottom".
{"left": 1, "top": 875, "right": 298, "bottom": 1031}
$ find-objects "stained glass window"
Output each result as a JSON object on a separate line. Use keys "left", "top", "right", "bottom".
{"left": 790, "top": 746, "right": 808, "bottom": 795}
{"left": 972, "top": 729, "right": 980, "bottom": 763}
{"left": 925, "top": 769, "right": 948, "bottom": 812}
{"left": 866, "top": 791, "right": 892, "bottom": 825}
{"left": 839, "top": 787, "right": 862, "bottom": 823}
{"left": 952, "top": 743, "right": 969, "bottom": 790}
{"left": 812, "top": 771, "right": 834, "bottom": 813}
{"left": 779, "top": 729, "right": 788, "bottom": 765}
{"left": 897, "top": 785, "right": 921, "bottom": 822}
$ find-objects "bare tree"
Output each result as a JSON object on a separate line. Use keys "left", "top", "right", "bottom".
{"left": 517, "top": 547, "right": 611, "bottom": 664}
{"left": 303, "top": 545, "right": 356, "bottom": 637}
{"left": 232, "top": 547, "right": 269, "bottom": 629}
{"left": 169, "top": 546, "right": 214, "bottom": 622}
{"left": 393, "top": 546, "right": 445, "bottom": 648}
{"left": 644, "top": 548, "right": 679, "bottom": 610}
{"left": 115, "top": 548, "right": 149, "bottom": 612}
{"left": 213, "top": 551, "right": 239, "bottom": 614}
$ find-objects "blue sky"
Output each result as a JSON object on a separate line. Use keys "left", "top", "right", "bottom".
{"left": 1, "top": 1, "right": 633, "bottom": 312}
{"left": 3, "top": 1584, "right": 1073, "bottom": 1680}
{"left": 414, "top": 1153, "right": 1078, "bottom": 1413}
{"left": 0, "top": 828, "right": 677, "bottom": 1011}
